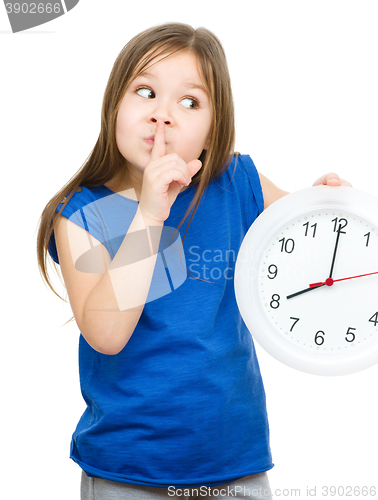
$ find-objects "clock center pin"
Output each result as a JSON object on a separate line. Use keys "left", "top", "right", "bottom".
{"left": 325, "top": 278, "right": 334, "bottom": 287}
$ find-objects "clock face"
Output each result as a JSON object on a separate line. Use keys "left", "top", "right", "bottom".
{"left": 234, "top": 186, "right": 378, "bottom": 375}
{"left": 259, "top": 209, "right": 378, "bottom": 356}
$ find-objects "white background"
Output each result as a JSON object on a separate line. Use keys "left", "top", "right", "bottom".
{"left": 1, "top": 1, "right": 378, "bottom": 498}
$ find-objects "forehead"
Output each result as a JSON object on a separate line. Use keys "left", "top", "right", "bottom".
{"left": 134, "top": 50, "right": 209, "bottom": 91}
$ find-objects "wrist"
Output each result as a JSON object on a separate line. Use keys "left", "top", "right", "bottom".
{"left": 139, "top": 208, "right": 165, "bottom": 227}
{"left": 141, "top": 215, "right": 164, "bottom": 257}
{"left": 142, "top": 215, "right": 165, "bottom": 227}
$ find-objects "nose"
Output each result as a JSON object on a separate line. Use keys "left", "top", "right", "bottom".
{"left": 148, "top": 102, "right": 173, "bottom": 126}
{"left": 149, "top": 116, "right": 172, "bottom": 126}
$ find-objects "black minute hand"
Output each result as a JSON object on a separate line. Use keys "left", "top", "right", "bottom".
{"left": 329, "top": 224, "right": 343, "bottom": 279}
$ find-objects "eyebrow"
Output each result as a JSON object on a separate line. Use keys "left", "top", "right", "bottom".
{"left": 185, "top": 82, "right": 209, "bottom": 94}
{"left": 136, "top": 71, "right": 209, "bottom": 95}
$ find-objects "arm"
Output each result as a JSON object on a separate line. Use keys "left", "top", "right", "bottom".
{"left": 55, "top": 208, "right": 163, "bottom": 355}
{"left": 258, "top": 172, "right": 290, "bottom": 210}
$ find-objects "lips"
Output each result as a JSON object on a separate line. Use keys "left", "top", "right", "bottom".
{"left": 144, "top": 135, "right": 168, "bottom": 147}
{"left": 144, "top": 135, "right": 155, "bottom": 146}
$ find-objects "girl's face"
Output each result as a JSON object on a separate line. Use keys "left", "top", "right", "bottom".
{"left": 115, "top": 50, "right": 213, "bottom": 188}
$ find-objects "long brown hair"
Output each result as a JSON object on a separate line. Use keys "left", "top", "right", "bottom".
{"left": 36, "top": 22, "right": 236, "bottom": 318}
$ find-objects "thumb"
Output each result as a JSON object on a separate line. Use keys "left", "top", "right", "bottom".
{"left": 150, "top": 119, "right": 166, "bottom": 161}
{"left": 187, "top": 159, "right": 202, "bottom": 179}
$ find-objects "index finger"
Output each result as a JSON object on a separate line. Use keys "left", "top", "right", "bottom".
{"left": 150, "top": 119, "right": 166, "bottom": 161}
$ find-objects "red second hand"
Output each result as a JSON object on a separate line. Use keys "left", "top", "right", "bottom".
{"left": 310, "top": 271, "right": 378, "bottom": 288}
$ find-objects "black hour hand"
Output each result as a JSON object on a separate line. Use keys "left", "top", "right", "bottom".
{"left": 286, "top": 283, "right": 326, "bottom": 300}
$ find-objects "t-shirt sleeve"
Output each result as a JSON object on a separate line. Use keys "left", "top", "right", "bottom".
{"left": 237, "top": 154, "right": 265, "bottom": 226}
{"left": 47, "top": 187, "right": 138, "bottom": 265}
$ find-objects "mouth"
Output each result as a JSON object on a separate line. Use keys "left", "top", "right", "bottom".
{"left": 144, "top": 135, "right": 155, "bottom": 146}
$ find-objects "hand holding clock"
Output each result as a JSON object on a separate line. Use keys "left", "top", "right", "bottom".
{"left": 312, "top": 172, "right": 353, "bottom": 188}
{"left": 259, "top": 172, "right": 352, "bottom": 210}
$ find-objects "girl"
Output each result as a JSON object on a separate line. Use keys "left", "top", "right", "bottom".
{"left": 37, "top": 22, "right": 350, "bottom": 499}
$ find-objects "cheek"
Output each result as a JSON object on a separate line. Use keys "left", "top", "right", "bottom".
{"left": 188, "top": 114, "right": 212, "bottom": 144}
{"left": 197, "top": 113, "right": 213, "bottom": 150}
{"left": 116, "top": 95, "right": 140, "bottom": 135}
{"left": 115, "top": 119, "right": 133, "bottom": 160}
{"left": 177, "top": 129, "right": 209, "bottom": 161}
{"left": 116, "top": 107, "right": 132, "bottom": 137}
{"left": 115, "top": 107, "right": 138, "bottom": 153}
{"left": 196, "top": 122, "right": 212, "bottom": 151}
{"left": 115, "top": 121, "right": 126, "bottom": 154}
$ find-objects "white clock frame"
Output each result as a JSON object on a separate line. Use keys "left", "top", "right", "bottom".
{"left": 234, "top": 185, "right": 378, "bottom": 376}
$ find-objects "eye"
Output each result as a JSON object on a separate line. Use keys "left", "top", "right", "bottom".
{"left": 180, "top": 97, "right": 199, "bottom": 109}
{"left": 136, "top": 87, "right": 155, "bottom": 99}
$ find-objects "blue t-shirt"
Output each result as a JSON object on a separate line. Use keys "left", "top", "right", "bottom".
{"left": 48, "top": 154, "right": 273, "bottom": 487}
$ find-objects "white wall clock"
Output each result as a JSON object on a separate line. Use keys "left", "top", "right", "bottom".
{"left": 234, "top": 186, "right": 378, "bottom": 376}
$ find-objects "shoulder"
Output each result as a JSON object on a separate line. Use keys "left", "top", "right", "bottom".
{"left": 226, "top": 154, "right": 289, "bottom": 210}
{"left": 221, "top": 153, "right": 260, "bottom": 187}
{"left": 233, "top": 154, "right": 259, "bottom": 178}
{"left": 55, "top": 184, "right": 136, "bottom": 234}
{"left": 228, "top": 153, "right": 264, "bottom": 211}
{"left": 56, "top": 185, "right": 109, "bottom": 219}
{"left": 48, "top": 185, "right": 109, "bottom": 265}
